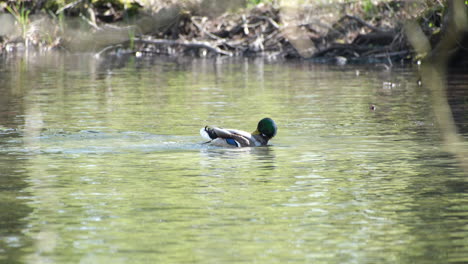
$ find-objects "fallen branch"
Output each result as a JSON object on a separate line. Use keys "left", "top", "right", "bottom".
{"left": 368, "top": 50, "right": 410, "bottom": 58}
{"left": 341, "top": 15, "right": 388, "bottom": 33}
{"left": 299, "top": 20, "right": 340, "bottom": 35}
{"left": 252, "top": 15, "right": 280, "bottom": 29}
{"left": 79, "top": 10, "right": 100, "bottom": 30}
{"left": 190, "top": 16, "right": 224, "bottom": 41}
{"left": 312, "top": 43, "right": 369, "bottom": 57}
{"left": 56, "top": 0, "right": 83, "bottom": 14}
{"left": 134, "top": 38, "right": 232, "bottom": 56}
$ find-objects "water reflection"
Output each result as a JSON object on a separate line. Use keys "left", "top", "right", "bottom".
{"left": 0, "top": 153, "right": 34, "bottom": 264}
{"left": 0, "top": 57, "right": 34, "bottom": 264}
{"left": 0, "top": 54, "right": 466, "bottom": 263}
{"left": 199, "top": 147, "right": 277, "bottom": 180}
{"left": 447, "top": 71, "right": 468, "bottom": 134}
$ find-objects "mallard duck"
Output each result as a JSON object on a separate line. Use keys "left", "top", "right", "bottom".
{"left": 200, "top": 117, "right": 277, "bottom": 147}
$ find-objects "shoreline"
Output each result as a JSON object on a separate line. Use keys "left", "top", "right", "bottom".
{"left": 0, "top": 1, "right": 459, "bottom": 66}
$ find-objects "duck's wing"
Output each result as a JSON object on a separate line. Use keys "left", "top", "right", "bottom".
{"left": 200, "top": 126, "right": 251, "bottom": 147}
{"left": 200, "top": 126, "right": 228, "bottom": 140}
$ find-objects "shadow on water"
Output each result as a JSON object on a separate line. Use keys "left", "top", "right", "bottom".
{"left": 0, "top": 131, "right": 32, "bottom": 263}
{"left": 0, "top": 152, "right": 34, "bottom": 264}
{"left": 199, "top": 145, "right": 277, "bottom": 177}
{"left": 447, "top": 71, "right": 468, "bottom": 135}
{"left": 0, "top": 62, "right": 34, "bottom": 264}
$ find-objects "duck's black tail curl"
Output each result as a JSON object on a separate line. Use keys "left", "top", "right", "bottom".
{"left": 203, "top": 126, "right": 218, "bottom": 139}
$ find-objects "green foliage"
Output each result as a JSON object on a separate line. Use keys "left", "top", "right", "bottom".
{"left": 362, "top": 0, "right": 376, "bottom": 17}
{"left": 47, "top": 8, "right": 65, "bottom": 33}
{"left": 247, "top": 0, "right": 275, "bottom": 8}
{"left": 247, "top": 0, "right": 262, "bottom": 5}
{"left": 128, "top": 27, "right": 135, "bottom": 50}
{"left": 44, "top": 0, "right": 60, "bottom": 12}
{"left": 5, "top": 2, "right": 30, "bottom": 41}
{"left": 124, "top": 1, "right": 141, "bottom": 17}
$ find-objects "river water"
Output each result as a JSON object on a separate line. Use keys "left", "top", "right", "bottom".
{"left": 0, "top": 54, "right": 467, "bottom": 264}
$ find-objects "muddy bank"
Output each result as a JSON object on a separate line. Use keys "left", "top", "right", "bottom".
{"left": 0, "top": 1, "right": 462, "bottom": 65}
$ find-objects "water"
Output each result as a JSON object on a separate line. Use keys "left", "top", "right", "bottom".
{"left": 0, "top": 54, "right": 467, "bottom": 264}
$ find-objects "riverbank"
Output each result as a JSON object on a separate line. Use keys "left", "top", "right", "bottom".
{"left": 0, "top": 0, "right": 454, "bottom": 65}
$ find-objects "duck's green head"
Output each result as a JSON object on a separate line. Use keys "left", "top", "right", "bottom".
{"left": 257, "top": 117, "right": 277, "bottom": 139}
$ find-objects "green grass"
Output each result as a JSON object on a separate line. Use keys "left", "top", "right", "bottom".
{"left": 5, "top": 2, "right": 30, "bottom": 41}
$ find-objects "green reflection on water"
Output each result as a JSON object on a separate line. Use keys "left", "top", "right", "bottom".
{"left": 0, "top": 55, "right": 466, "bottom": 264}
